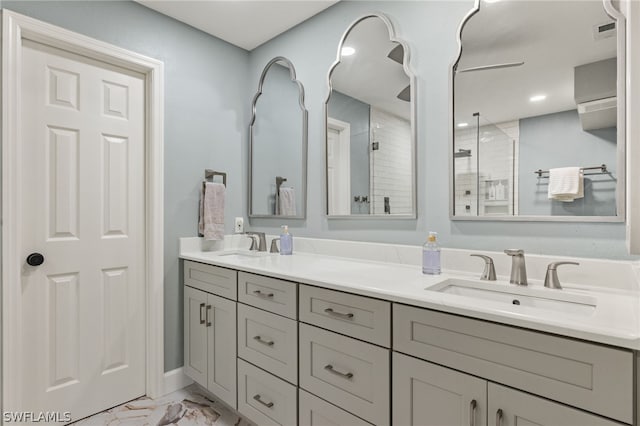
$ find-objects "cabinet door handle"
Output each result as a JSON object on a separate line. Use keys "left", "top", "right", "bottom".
{"left": 324, "top": 364, "right": 354, "bottom": 379}
{"left": 324, "top": 308, "right": 354, "bottom": 319}
{"left": 199, "top": 303, "right": 205, "bottom": 325}
{"left": 469, "top": 400, "right": 477, "bottom": 426}
{"left": 206, "top": 305, "right": 212, "bottom": 327}
{"left": 253, "top": 335, "right": 275, "bottom": 346}
{"left": 253, "top": 394, "right": 274, "bottom": 408}
{"left": 496, "top": 409, "right": 503, "bottom": 426}
{"left": 253, "top": 290, "right": 274, "bottom": 298}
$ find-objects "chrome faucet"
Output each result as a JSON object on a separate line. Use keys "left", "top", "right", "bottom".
{"left": 544, "top": 261, "right": 579, "bottom": 289}
{"left": 245, "top": 232, "right": 267, "bottom": 252}
{"left": 504, "top": 249, "right": 527, "bottom": 286}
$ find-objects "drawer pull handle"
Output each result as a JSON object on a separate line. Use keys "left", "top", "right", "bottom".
{"left": 253, "top": 394, "right": 274, "bottom": 408}
{"left": 324, "top": 364, "right": 354, "bottom": 379}
{"left": 496, "top": 409, "right": 503, "bottom": 426}
{"left": 253, "top": 290, "right": 274, "bottom": 298}
{"left": 469, "top": 400, "right": 477, "bottom": 426}
{"left": 324, "top": 308, "right": 354, "bottom": 319}
{"left": 206, "top": 305, "right": 212, "bottom": 327}
{"left": 253, "top": 335, "right": 275, "bottom": 346}
{"left": 199, "top": 303, "right": 206, "bottom": 325}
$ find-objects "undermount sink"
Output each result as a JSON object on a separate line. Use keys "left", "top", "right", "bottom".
{"left": 215, "top": 250, "right": 271, "bottom": 258}
{"left": 427, "top": 278, "right": 597, "bottom": 317}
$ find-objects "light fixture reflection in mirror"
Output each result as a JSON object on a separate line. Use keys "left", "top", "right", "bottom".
{"left": 249, "top": 57, "right": 308, "bottom": 218}
{"left": 452, "top": 0, "right": 624, "bottom": 221}
{"left": 325, "top": 14, "right": 417, "bottom": 218}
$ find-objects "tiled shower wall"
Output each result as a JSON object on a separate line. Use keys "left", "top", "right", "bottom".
{"left": 454, "top": 120, "right": 519, "bottom": 216}
{"left": 370, "top": 107, "right": 413, "bottom": 215}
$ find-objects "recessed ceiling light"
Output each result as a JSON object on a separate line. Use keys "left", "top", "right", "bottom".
{"left": 341, "top": 46, "right": 355, "bottom": 56}
{"left": 530, "top": 94, "right": 547, "bottom": 102}
{"left": 457, "top": 122, "right": 469, "bottom": 128}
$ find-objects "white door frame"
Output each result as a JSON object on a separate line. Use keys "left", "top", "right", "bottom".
{"left": 2, "top": 9, "right": 165, "bottom": 412}
{"left": 327, "top": 117, "right": 351, "bottom": 215}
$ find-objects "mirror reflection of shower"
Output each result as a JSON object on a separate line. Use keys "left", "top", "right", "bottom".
{"left": 453, "top": 112, "right": 518, "bottom": 216}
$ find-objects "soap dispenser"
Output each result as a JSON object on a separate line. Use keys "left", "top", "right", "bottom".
{"left": 280, "top": 225, "right": 293, "bottom": 255}
{"left": 422, "top": 232, "right": 441, "bottom": 275}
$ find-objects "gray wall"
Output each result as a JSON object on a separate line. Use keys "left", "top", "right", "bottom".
{"left": 519, "top": 109, "right": 617, "bottom": 216}
{"left": 247, "top": 0, "right": 632, "bottom": 260}
{"left": 327, "top": 90, "right": 371, "bottom": 214}
{"left": 2, "top": 1, "right": 250, "bottom": 371}
{"left": 251, "top": 62, "right": 305, "bottom": 215}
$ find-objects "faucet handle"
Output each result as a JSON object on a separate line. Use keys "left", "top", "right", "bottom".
{"left": 470, "top": 254, "right": 496, "bottom": 281}
{"left": 270, "top": 238, "right": 280, "bottom": 253}
{"left": 544, "top": 261, "right": 579, "bottom": 289}
{"left": 245, "top": 234, "right": 259, "bottom": 251}
{"left": 504, "top": 249, "right": 524, "bottom": 256}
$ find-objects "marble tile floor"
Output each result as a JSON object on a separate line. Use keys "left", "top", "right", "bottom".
{"left": 73, "top": 384, "right": 254, "bottom": 426}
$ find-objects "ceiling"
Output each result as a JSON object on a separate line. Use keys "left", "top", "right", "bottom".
{"left": 136, "top": 0, "right": 339, "bottom": 50}
{"left": 455, "top": 0, "right": 617, "bottom": 126}
{"left": 331, "top": 17, "right": 411, "bottom": 120}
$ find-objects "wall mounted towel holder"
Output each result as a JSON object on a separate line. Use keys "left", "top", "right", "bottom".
{"left": 534, "top": 164, "right": 608, "bottom": 178}
{"left": 205, "top": 169, "right": 227, "bottom": 186}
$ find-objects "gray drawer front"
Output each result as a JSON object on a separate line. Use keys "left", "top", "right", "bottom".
{"left": 298, "top": 389, "right": 373, "bottom": 426}
{"left": 299, "top": 324, "right": 390, "bottom": 425}
{"left": 393, "top": 304, "right": 633, "bottom": 424}
{"left": 184, "top": 260, "right": 237, "bottom": 300}
{"left": 237, "top": 359, "right": 297, "bottom": 426}
{"left": 238, "top": 303, "right": 297, "bottom": 384}
{"left": 299, "top": 284, "right": 390, "bottom": 347}
{"left": 238, "top": 272, "right": 297, "bottom": 319}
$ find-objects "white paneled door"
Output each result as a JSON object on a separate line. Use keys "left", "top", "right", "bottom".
{"left": 19, "top": 39, "right": 146, "bottom": 422}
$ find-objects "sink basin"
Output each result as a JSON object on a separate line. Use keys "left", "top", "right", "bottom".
{"left": 427, "top": 278, "right": 597, "bottom": 317}
{"left": 215, "top": 250, "right": 271, "bottom": 258}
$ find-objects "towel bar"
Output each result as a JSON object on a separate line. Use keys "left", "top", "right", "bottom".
{"left": 534, "top": 164, "right": 607, "bottom": 178}
{"left": 205, "top": 169, "right": 227, "bottom": 186}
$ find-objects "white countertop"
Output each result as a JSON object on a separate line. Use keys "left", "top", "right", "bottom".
{"left": 180, "top": 237, "right": 640, "bottom": 350}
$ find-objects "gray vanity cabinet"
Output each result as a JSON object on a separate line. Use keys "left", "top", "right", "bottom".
{"left": 184, "top": 269, "right": 237, "bottom": 409}
{"left": 393, "top": 352, "right": 487, "bottom": 426}
{"left": 393, "top": 352, "right": 621, "bottom": 426}
{"left": 393, "top": 303, "right": 633, "bottom": 425}
{"left": 487, "top": 383, "right": 622, "bottom": 426}
{"left": 182, "top": 260, "right": 636, "bottom": 426}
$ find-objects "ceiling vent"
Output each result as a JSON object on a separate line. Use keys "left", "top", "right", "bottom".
{"left": 574, "top": 58, "right": 616, "bottom": 130}
{"left": 577, "top": 97, "right": 617, "bottom": 131}
{"left": 594, "top": 21, "right": 616, "bottom": 40}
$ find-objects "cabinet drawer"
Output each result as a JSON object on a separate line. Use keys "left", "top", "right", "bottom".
{"left": 184, "top": 260, "right": 237, "bottom": 300}
{"left": 299, "top": 324, "right": 390, "bottom": 425}
{"left": 238, "top": 303, "right": 297, "bottom": 384}
{"left": 237, "top": 359, "right": 297, "bottom": 426}
{"left": 299, "top": 285, "right": 390, "bottom": 347}
{"left": 393, "top": 304, "right": 633, "bottom": 424}
{"left": 299, "top": 389, "right": 373, "bottom": 426}
{"left": 238, "top": 272, "right": 297, "bottom": 319}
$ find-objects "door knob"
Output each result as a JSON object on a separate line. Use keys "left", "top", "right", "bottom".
{"left": 26, "top": 253, "right": 44, "bottom": 266}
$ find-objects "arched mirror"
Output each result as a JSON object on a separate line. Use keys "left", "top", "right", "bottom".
{"left": 249, "top": 57, "right": 308, "bottom": 218}
{"left": 325, "top": 14, "right": 416, "bottom": 218}
{"left": 452, "top": 0, "right": 625, "bottom": 221}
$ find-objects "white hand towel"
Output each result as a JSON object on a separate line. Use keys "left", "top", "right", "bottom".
{"left": 548, "top": 167, "right": 584, "bottom": 202}
{"left": 278, "top": 187, "right": 297, "bottom": 216}
{"left": 199, "top": 182, "right": 225, "bottom": 240}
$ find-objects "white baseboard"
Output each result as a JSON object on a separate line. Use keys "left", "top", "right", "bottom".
{"left": 163, "top": 367, "right": 193, "bottom": 395}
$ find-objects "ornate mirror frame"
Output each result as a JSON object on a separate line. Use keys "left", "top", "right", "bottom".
{"left": 249, "top": 56, "right": 308, "bottom": 219}
{"left": 324, "top": 13, "right": 418, "bottom": 219}
{"left": 449, "top": 0, "right": 626, "bottom": 222}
